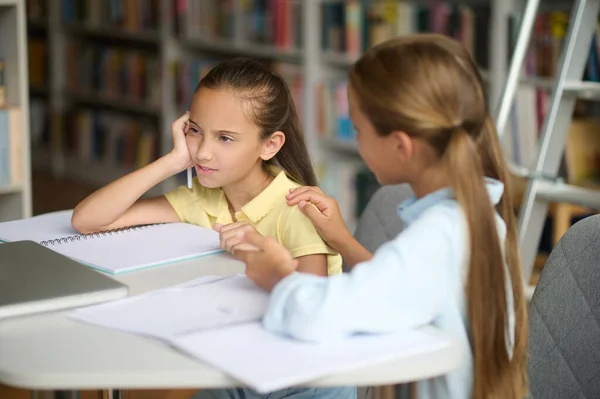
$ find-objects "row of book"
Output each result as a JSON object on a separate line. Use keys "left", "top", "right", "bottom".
{"left": 62, "top": 0, "right": 160, "bottom": 33}
{"left": 173, "top": 0, "right": 302, "bottom": 52}
{"left": 65, "top": 40, "right": 162, "bottom": 110}
{"left": 316, "top": 79, "right": 354, "bottom": 143}
{"left": 31, "top": 0, "right": 493, "bottom": 66}
{"left": 174, "top": 0, "right": 235, "bottom": 41}
{"left": 174, "top": 57, "right": 303, "bottom": 116}
{"left": 322, "top": 1, "right": 490, "bottom": 68}
{"left": 240, "top": 0, "right": 302, "bottom": 50}
{"left": 60, "top": 108, "right": 160, "bottom": 171}
{"left": 504, "top": 11, "right": 600, "bottom": 175}
{"left": 316, "top": 158, "right": 380, "bottom": 232}
{"left": 175, "top": 57, "right": 219, "bottom": 110}
{"left": 525, "top": 11, "right": 600, "bottom": 82}
{"left": 0, "top": 107, "right": 22, "bottom": 186}
{"left": 28, "top": 38, "right": 48, "bottom": 90}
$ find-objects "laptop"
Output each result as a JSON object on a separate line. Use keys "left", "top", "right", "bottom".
{"left": 0, "top": 240, "right": 128, "bottom": 319}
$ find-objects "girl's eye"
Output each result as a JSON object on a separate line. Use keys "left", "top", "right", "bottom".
{"left": 190, "top": 127, "right": 202, "bottom": 135}
{"left": 219, "top": 136, "right": 233, "bottom": 143}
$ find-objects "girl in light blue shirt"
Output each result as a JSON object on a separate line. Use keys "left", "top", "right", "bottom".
{"left": 231, "top": 34, "right": 529, "bottom": 399}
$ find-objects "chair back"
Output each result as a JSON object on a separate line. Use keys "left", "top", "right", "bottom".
{"left": 528, "top": 214, "right": 600, "bottom": 398}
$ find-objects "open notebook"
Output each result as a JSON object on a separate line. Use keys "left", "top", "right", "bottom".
{"left": 0, "top": 210, "right": 223, "bottom": 274}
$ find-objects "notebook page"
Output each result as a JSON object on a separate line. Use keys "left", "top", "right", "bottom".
{"left": 0, "top": 210, "right": 76, "bottom": 243}
{"left": 49, "top": 222, "right": 223, "bottom": 274}
{"left": 171, "top": 323, "right": 454, "bottom": 394}
{"left": 70, "top": 275, "right": 269, "bottom": 339}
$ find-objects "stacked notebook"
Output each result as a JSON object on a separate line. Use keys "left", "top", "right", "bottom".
{"left": 0, "top": 210, "right": 223, "bottom": 274}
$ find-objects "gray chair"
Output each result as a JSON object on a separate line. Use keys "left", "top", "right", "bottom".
{"left": 528, "top": 214, "right": 600, "bottom": 398}
{"left": 350, "top": 184, "right": 415, "bottom": 399}
{"left": 344, "top": 184, "right": 413, "bottom": 272}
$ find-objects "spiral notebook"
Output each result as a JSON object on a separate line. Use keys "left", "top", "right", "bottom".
{"left": 0, "top": 210, "right": 224, "bottom": 274}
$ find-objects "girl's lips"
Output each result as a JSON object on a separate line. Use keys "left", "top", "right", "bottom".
{"left": 196, "top": 164, "right": 216, "bottom": 174}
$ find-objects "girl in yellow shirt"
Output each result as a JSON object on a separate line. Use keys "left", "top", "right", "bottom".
{"left": 71, "top": 57, "right": 342, "bottom": 278}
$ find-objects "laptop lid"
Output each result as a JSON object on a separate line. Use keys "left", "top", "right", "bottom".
{"left": 0, "top": 240, "right": 128, "bottom": 319}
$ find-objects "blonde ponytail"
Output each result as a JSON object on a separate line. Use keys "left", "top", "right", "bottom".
{"left": 445, "top": 127, "right": 526, "bottom": 398}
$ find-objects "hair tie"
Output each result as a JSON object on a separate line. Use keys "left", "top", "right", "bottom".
{"left": 448, "top": 122, "right": 464, "bottom": 134}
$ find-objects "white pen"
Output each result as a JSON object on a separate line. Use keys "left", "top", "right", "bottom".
{"left": 184, "top": 109, "right": 192, "bottom": 189}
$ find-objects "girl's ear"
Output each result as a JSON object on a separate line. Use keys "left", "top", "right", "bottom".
{"left": 260, "top": 131, "right": 285, "bottom": 161}
{"left": 389, "top": 130, "right": 414, "bottom": 163}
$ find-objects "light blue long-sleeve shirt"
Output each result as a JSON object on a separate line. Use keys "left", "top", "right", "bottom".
{"left": 263, "top": 179, "right": 514, "bottom": 399}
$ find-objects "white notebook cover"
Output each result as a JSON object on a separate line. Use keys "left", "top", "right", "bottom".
{"left": 0, "top": 210, "right": 223, "bottom": 274}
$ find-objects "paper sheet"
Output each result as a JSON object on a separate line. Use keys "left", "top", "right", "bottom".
{"left": 0, "top": 210, "right": 76, "bottom": 243}
{"left": 71, "top": 275, "right": 269, "bottom": 340}
{"left": 170, "top": 322, "right": 454, "bottom": 393}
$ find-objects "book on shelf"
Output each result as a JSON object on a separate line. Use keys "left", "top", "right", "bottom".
{"left": 240, "top": 0, "right": 302, "bottom": 51}
{"left": 321, "top": 1, "right": 490, "bottom": 68}
{"left": 0, "top": 107, "right": 22, "bottom": 186}
{"left": 60, "top": 108, "right": 159, "bottom": 171}
{"left": 62, "top": 0, "right": 160, "bottom": 33}
{"left": 174, "top": 0, "right": 235, "bottom": 41}
{"left": 26, "top": 0, "right": 48, "bottom": 22}
{"left": 273, "top": 62, "right": 304, "bottom": 119}
{"left": 175, "top": 57, "right": 219, "bottom": 110}
{"left": 564, "top": 118, "right": 600, "bottom": 189}
{"left": 175, "top": 57, "right": 303, "bottom": 115}
{"left": 173, "top": 0, "right": 302, "bottom": 52}
{"left": 503, "top": 10, "right": 600, "bottom": 175}
{"left": 316, "top": 78, "right": 354, "bottom": 143}
{"left": 28, "top": 38, "right": 48, "bottom": 91}
{"left": 65, "top": 40, "right": 162, "bottom": 110}
{"left": 317, "top": 158, "right": 381, "bottom": 232}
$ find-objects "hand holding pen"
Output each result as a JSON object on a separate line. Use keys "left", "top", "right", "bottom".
{"left": 168, "top": 111, "right": 194, "bottom": 182}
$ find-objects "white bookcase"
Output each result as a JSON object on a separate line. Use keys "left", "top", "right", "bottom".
{"left": 0, "top": 0, "right": 32, "bottom": 222}
{"left": 26, "top": 0, "right": 509, "bottom": 226}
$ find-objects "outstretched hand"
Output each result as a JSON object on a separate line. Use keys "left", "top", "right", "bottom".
{"left": 286, "top": 186, "right": 352, "bottom": 250}
{"left": 231, "top": 230, "right": 299, "bottom": 292}
{"left": 213, "top": 221, "right": 261, "bottom": 253}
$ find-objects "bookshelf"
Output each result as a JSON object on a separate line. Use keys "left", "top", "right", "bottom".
{"left": 26, "top": 0, "right": 508, "bottom": 228}
{"left": 0, "top": 0, "right": 32, "bottom": 222}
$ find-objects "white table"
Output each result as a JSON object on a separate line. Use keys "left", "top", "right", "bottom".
{"left": 0, "top": 253, "right": 463, "bottom": 392}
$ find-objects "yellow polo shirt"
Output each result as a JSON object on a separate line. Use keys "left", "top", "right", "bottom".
{"left": 164, "top": 169, "right": 343, "bottom": 276}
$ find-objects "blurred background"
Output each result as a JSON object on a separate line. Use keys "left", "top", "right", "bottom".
{"left": 2, "top": 0, "right": 600, "bottom": 397}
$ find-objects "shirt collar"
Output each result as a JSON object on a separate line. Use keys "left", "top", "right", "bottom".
{"left": 239, "top": 168, "right": 294, "bottom": 223}
{"left": 397, "top": 177, "right": 505, "bottom": 225}
{"left": 202, "top": 166, "right": 294, "bottom": 224}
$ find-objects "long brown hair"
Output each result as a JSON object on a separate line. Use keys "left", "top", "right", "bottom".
{"left": 196, "top": 57, "right": 317, "bottom": 186}
{"left": 349, "top": 34, "right": 528, "bottom": 398}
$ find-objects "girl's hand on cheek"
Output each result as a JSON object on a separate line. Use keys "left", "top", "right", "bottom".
{"left": 232, "top": 230, "right": 298, "bottom": 292}
{"left": 168, "top": 111, "right": 194, "bottom": 173}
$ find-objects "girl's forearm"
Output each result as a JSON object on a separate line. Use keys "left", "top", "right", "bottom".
{"left": 71, "top": 155, "right": 180, "bottom": 232}
{"left": 332, "top": 233, "right": 373, "bottom": 268}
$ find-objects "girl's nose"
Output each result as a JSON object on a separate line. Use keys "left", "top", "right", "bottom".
{"left": 194, "top": 138, "right": 212, "bottom": 162}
